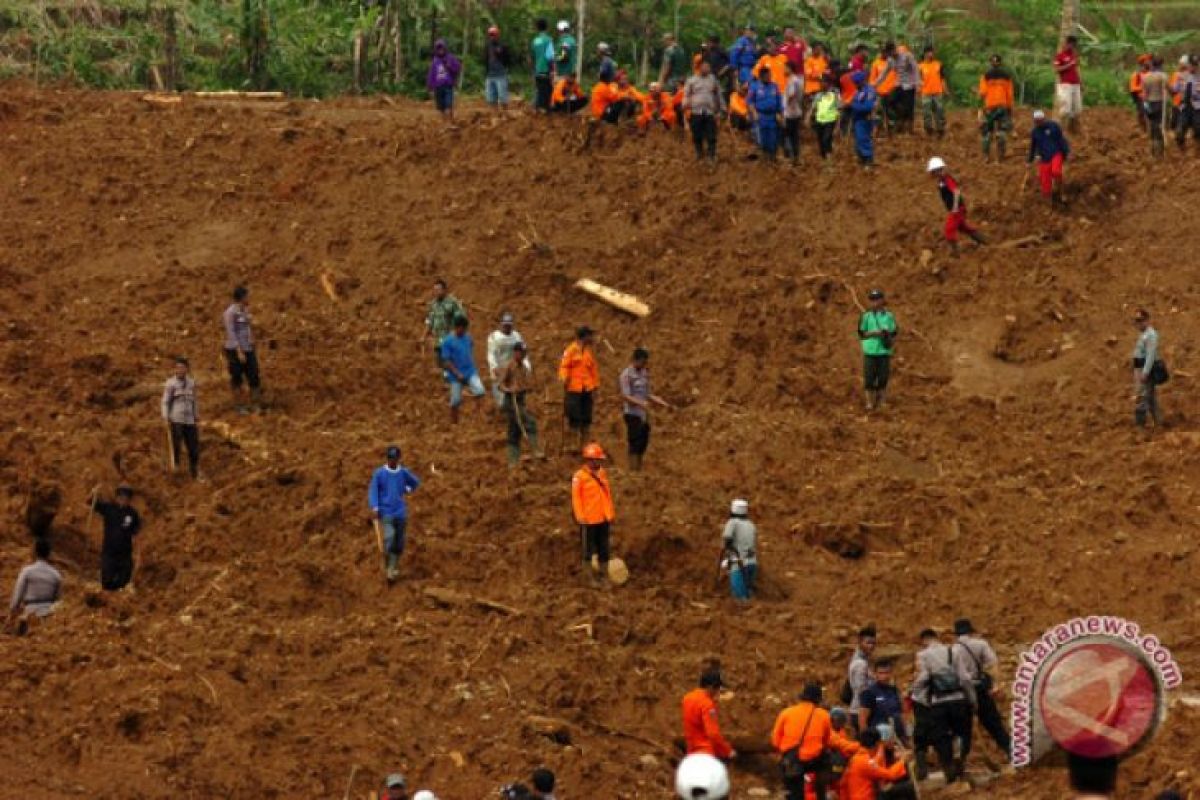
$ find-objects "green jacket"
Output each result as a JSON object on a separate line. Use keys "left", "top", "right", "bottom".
{"left": 858, "top": 309, "right": 897, "bottom": 356}
{"left": 532, "top": 33, "right": 554, "bottom": 76}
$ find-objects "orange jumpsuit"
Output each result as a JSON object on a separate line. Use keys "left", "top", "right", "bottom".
{"left": 839, "top": 749, "right": 907, "bottom": 800}
{"left": 681, "top": 689, "right": 734, "bottom": 758}
{"left": 638, "top": 90, "right": 677, "bottom": 129}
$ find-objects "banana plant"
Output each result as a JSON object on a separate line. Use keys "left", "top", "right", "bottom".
{"left": 1078, "top": 5, "right": 1196, "bottom": 61}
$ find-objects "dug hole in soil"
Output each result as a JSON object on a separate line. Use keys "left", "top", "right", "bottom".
{"left": 0, "top": 85, "right": 1198, "bottom": 799}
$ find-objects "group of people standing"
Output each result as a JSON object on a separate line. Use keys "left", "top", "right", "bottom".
{"left": 678, "top": 619, "right": 1011, "bottom": 799}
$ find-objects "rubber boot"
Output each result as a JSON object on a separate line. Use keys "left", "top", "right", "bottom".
{"left": 529, "top": 432, "right": 544, "bottom": 459}
{"left": 385, "top": 553, "right": 399, "bottom": 582}
{"left": 250, "top": 387, "right": 263, "bottom": 413}
{"left": 981, "top": 134, "right": 991, "bottom": 161}
{"left": 629, "top": 453, "right": 643, "bottom": 472}
{"left": 864, "top": 390, "right": 876, "bottom": 411}
{"left": 875, "top": 388, "right": 887, "bottom": 408}
{"left": 997, "top": 137, "right": 1007, "bottom": 161}
{"left": 506, "top": 444, "right": 521, "bottom": 468}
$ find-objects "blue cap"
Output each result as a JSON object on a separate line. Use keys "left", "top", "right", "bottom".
{"left": 385, "top": 446, "right": 400, "bottom": 459}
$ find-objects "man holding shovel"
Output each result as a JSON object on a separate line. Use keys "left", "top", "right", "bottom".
{"left": 499, "top": 341, "right": 543, "bottom": 466}
{"left": 368, "top": 445, "right": 421, "bottom": 583}
{"left": 161, "top": 356, "right": 200, "bottom": 479}
{"left": 571, "top": 442, "right": 614, "bottom": 585}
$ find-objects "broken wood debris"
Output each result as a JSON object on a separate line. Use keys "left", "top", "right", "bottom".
{"left": 575, "top": 278, "right": 650, "bottom": 318}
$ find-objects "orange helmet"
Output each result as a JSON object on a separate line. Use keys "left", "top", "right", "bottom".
{"left": 582, "top": 443, "right": 607, "bottom": 460}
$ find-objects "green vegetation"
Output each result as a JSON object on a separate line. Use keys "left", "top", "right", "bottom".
{"left": 0, "top": 0, "right": 1193, "bottom": 103}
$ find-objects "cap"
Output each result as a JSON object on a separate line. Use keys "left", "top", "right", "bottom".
{"left": 500, "top": 311, "right": 514, "bottom": 324}
{"left": 1032, "top": 109, "right": 1046, "bottom": 121}
{"left": 576, "top": 325, "right": 594, "bottom": 339}
{"left": 730, "top": 498, "right": 749, "bottom": 515}
{"left": 830, "top": 707, "right": 849, "bottom": 724}
{"left": 926, "top": 156, "right": 946, "bottom": 173}
{"left": 385, "top": 774, "right": 406, "bottom": 788}
{"left": 867, "top": 288, "right": 884, "bottom": 300}
{"left": 954, "top": 618, "right": 974, "bottom": 635}
{"left": 386, "top": 445, "right": 401, "bottom": 459}
{"left": 116, "top": 485, "right": 134, "bottom": 498}
{"left": 557, "top": 20, "right": 570, "bottom": 31}
{"left": 700, "top": 668, "right": 724, "bottom": 689}
{"left": 597, "top": 42, "right": 611, "bottom": 53}
{"left": 582, "top": 442, "right": 607, "bottom": 460}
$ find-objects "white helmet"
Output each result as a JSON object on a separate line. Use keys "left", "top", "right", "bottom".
{"left": 675, "top": 754, "right": 730, "bottom": 799}
{"left": 597, "top": 42, "right": 611, "bottom": 53}
{"left": 557, "top": 20, "right": 571, "bottom": 32}
{"left": 730, "top": 498, "right": 749, "bottom": 515}
{"left": 926, "top": 156, "right": 946, "bottom": 173}
{"left": 413, "top": 792, "right": 438, "bottom": 800}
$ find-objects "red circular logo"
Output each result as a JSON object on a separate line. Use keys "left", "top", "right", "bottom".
{"left": 1037, "top": 642, "right": 1159, "bottom": 758}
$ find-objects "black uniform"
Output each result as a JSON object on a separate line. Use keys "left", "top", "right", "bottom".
{"left": 95, "top": 501, "right": 141, "bottom": 591}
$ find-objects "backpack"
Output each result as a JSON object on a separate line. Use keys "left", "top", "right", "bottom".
{"left": 929, "top": 646, "right": 962, "bottom": 696}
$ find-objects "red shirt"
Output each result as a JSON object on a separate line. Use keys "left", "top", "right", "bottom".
{"left": 1054, "top": 49, "right": 1080, "bottom": 84}
{"left": 781, "top": 40, "right": 807, "bottom": 73}
{"left": 849, "top": 53, "right": 866, "bottom": 73}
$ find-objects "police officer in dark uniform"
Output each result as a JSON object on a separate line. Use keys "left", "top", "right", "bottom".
{"left": 90, "top": 485, "right": 142, "bottom": 591}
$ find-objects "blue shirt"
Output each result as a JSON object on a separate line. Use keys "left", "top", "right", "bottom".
{"left": 440, "top": 332, "right": 478, "bottom": 383}
{"left": 730, "top": 36, "right": 758, "bottom": 83}
{"left": 1028, "top": 121, "right": 1070, "bottom": 163}
{"left": 859, "top": 681, "right": 908, "bottom": 741}
{"left": 368, "top": 465, "right": 420, "bottom": 519}
{"left": 850, "top": 86, "right": 877, "bottom": 118}
{"left": 749, "top": 80, "right": 782, "bottom": 117}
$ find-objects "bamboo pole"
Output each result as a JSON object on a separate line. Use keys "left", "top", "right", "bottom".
{"left": 576, "top": 0, "right": 585, "bottom": 83}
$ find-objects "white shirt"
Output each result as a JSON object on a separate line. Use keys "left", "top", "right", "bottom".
{"left": 486, "top": 329, "right": 527, "bottom": 375}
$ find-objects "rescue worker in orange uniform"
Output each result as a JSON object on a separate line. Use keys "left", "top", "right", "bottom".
{"left": 682, "top": 669, "right": 736, "bottom": 760}
{"left": 803, "top": 708, "right": 862, "bottom": 800}
{"left": 638, "top": 82, "right": 677, "bottom": 131}
{"left": 1130, "top": 54, "right": 1151, "bottom": 130}
{"left": 753, "top": 43, "right": 789, "bottom": 94}
{"left": 918, "top": 45, "right": 947, "bottom": 137}
{"left": 869, "top": 43, "right": 898, "bottom": 133}
{"left": 551, "top": 74, "right": 589, "bottom": 114}
{"left": 592, "top": 70, "right": 640, "bottom": 125}
{"left": 729, "top": 83, "right": 751, "bottom": 133}
{"left": 978, "top": 53, "right": 1015, "bottom": 161}
{"left": 558, "top": 326, "right": 600, "bottom": 452}
{"left": 772, "top": 683, "right": 833, "bottom": 800}
{"left": 571, "top": 442, "right": 615, "bottom": 582}
{"left": 803, "top": 42, "right": 829, "bottom": 113}
{"left": 839, "top": 727, "right": 909, "bottom": 800}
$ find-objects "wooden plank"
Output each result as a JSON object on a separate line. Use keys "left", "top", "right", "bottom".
{"left": 192, "top": 91, "right": 287, "bottom": 100}
{"left": 574, "top": 278, "right": 650, "bottom": 318}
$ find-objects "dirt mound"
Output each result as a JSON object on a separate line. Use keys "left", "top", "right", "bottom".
{"left": 0, "top": 84, "right": 1197, "bottom": 799}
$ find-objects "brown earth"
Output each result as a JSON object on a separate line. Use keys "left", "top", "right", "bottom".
{"left": 0, "top": 84, "right": 1198, "bottom": 799}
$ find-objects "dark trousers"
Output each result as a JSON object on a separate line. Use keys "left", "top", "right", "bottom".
{"left": 602, "top": 99, "right": 635, "bottom": 124}
{"left": 503, "top": 393, "right": 537, "bottom": 446}
{"left": 1178, "top": 105, "right": 1199, "bottom": 145}
{"left": 224, "top": 348, "right": 261, "bottom": 390}
{"left": 170, "top": 422, "right": 200, "bottom": 477}
{"left": 929, "top": 701, "right": 973, "bottom": 781}
{"left": 582, "top": 521, "right": 611, "bottom": 565}
{"left": 101, "top": 554, "right": 133, "bottom": 591}
{"left": 893, "top": 87, "right": 916, "bottom": 124}
{"left": 783, "top": 116, "right": 802, "bottom": 161}
{"left": 864, "top": 355, "right": 891, "bottom": 390}
{"left": 624, "top": 413, "right": 650, "bottom": 456}
{"left": 552, "top": 96, "right": 589, "bottom": 114}
{"left": 690, "top": 113, "right": 717, "bottom": 159}
{"left": 565, "top": 390, "right": 594, "bottom": 429}
{"left": 1147, "top": 101, "right": 1165, "bottom": 148}
{"left": 976, "top": 689, "right": 1011, "bottom": 754}
{"left": 534, "top": 74, "right": 553, "bottom": 111}
{"left": 813, "top": 121, "right": 835, "bottom": 158}
{"left": 781, "top": 756, "right": 828, "bottom": 800}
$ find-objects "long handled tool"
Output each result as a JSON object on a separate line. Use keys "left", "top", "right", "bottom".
{"left": 371, "top": 518, "right": 384, "bottom": 554}
{"left": 86, "top": 484, "right": 100, "bottom": 536}
{"left": 1019, "top": 166, "right": 1030, "bottom": 193}
{"left": 164, "top": 423, "right": 177, "bottom": 471}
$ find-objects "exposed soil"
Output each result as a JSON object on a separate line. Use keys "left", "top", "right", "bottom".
{"left": 0, "top": 85, "right": 1198, "bottom": 799}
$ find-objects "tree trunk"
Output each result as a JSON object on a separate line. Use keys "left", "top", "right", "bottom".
{"left": 639, "top": 24, "right": 652, "bottom": 86}
{"left": 394, "top": 5, "right": 404, "bottom": 84}
{"left": 575, "top": 0, "right": 585, "bottom": 83}
{"left": 163, "top": 6, "right": 178, "bottom": 90}
{"left": 1059, "top": 0, "right": 1079, "bottom": 43}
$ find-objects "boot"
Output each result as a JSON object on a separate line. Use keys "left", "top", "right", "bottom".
{"left": 529, "top": 432, "right": 544, "bottom": 459}
{"left": 506, "top": 444, "right": 521, "bottom": 468}
{"left": 629, "top": 453, "right": 643, "bottom": 472}
{"left": 385, "top": 553, "right": 399, "bottom": 582}
{"left": 232, "top": 388, "right": 249, "bottom": 415}
{"left": 875, "top": 389, "right": 886, "bottom": 408}
{"left": 864, "top": 390, "right": 876, "bottom": 411}
{"left": 250, "top": 387, "right": 263, "bottom": 412}
{"left": 981, "top": 135, "right": 991, "bottom": 162}
{"left": 997, "top": 137, "right": 1007, "bottom": 161}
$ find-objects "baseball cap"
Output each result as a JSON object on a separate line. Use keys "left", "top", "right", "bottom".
{"left": 385, "top": 445, "right": 401, "bottom": 459}
{"left": 386, "top": 773, "right": 406, "bottom": 788}
{"left": 1033, "top": 109, "right": 1046, "bottom": 121}
{"left": 116, "top": 485, "right": 134, "bottom": 498}
{"left": 576, "top": 325, "right": 594, "bottom": 338}
{"left": 867, "top": 288, "right": 885, "bottom": 300}
{"left": 500, "top": 312, "right": 515, "bottom": 324}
